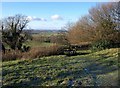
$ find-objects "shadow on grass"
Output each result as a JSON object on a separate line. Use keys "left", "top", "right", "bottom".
{"left": 84, "top": 63, "right": 118, "bottom": 75}
{"left": 55, "top": 63, "right": 118, "bottom": 79}
{"left": 2, "top": 63, "right": 118, "bottom": 87}
{"left": 2, "top": 76, "right": 43, "bottom": 88}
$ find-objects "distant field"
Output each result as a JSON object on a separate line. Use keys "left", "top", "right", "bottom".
{"left": 25, "top": 33, "right": 57, "bottom": 47}
{"left": 25, "top": 32, "right": 66, "bottom": 47}
{"left": 2, "top": 48, "right": 119, "bottom": 86}
{"left": 25, "top": 41, "right": 55, "bottom": 47}
{"left": 32, "top": 32, "right": 59, "bottom": 37}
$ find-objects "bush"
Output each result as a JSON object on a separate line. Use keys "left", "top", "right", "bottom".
{"left": 64, "top": 49, "right": 77, "bottom": 56}
{"left": 2, "top": 44, "right": 78, "bottom": 61}
{"left": 2, "top": 44, "right": 67, "bottom": 61}
{"left": 22, "top": 44, "right": 65, "bottom": 59}
{"left": 2, "top": 50, "right": 23, "bottom": 61}
{"left": 91, "top": 40, "right": 113, "bottom": 51}
{"left": 63, "top": 45, "right": 77, "bottom": 56}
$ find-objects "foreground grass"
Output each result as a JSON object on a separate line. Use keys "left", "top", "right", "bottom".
{"left": 2, "top": 48, "right": 119, "bottom": 87}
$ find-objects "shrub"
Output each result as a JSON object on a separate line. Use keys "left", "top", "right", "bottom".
{"left": 63, "top": 45, "right": 77, "bottom": 56}
{"left": 2, "top": 50, "right": 23, "bottom": 61}
{"left": 64, "top": 49, "right": 77, "bottom": 56}
{"left": 91, "top": 40, "right": 112, "bottom": 51}
{"left": 22, "top": 44, "right": 65, "bottom": 59}
{"left": 2, "top": 44, "right": 77, "bottom": 61}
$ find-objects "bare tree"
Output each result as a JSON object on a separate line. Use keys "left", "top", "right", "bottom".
{"left": 89, "top": 2, "right": 120, "bottom": 43}
{"left": 68, "top": 2, "right": 120, "bottom": 45}
{"left": 1, "top": 14, "right": 32, "bottom": 51}
{"left": 67, "top": 15, "right": 94, "bottom": 44}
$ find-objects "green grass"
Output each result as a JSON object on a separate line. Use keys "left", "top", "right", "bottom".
{"left": 2, "top": 48, "right": 119, "bottom": 87}
{"left": 25, "top": 41, "right": 55, "bottom": 47}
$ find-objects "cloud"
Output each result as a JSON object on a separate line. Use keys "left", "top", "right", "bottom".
{"left": 27, "top": 15, "right": 63, "bottom": 22}
{"left": 27, "top": 16, "right": 47, "bottom": 21}
{"left": 51, "top": 14, "right": 63, "bottom": 20}
{"left": 27, "top": 16, "right": 33, "bottom": 21}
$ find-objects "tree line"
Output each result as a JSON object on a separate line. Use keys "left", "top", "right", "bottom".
{"left": 67, "top": 2, "right": 120, "bottom": 50}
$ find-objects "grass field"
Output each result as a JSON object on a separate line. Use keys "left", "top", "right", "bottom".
{"left": 25, "top": 41, "right": 55, "bottom": 47}
{"left": 25, "top": 33, "right": 60, "bottom": 47}
{"left": 2, "top": 48, "right": 119, "bottom": 87}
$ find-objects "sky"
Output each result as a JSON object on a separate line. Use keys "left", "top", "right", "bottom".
{"left": 2, "top": 2, "right": 109, "bottom": 30}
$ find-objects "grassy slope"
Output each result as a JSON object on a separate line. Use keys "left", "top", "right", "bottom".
{"left": 2, "top": 48, "right": 119, "bottom": 86}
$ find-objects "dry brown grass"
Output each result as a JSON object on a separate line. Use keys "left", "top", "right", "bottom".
{"left": 2, "top": 44, "right": 64, "bottom": 61}
{"left": 2, "top": 50, "right": 23, "bottom": 61}
{"left": 22, "top": 44, "right": 64, "bottom": 59}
